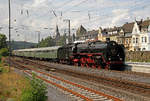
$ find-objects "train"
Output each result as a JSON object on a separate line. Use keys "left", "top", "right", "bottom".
{"left": 12, "top": 40, "right": 125, "bottom": 70}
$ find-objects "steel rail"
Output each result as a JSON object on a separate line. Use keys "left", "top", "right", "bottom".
{"left": 10, "top": 59, "right": 122, "bottom": 101}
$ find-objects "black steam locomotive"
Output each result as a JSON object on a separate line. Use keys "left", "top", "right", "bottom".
{"left": 58, "top": 40, "right": 125, "bottom": 70}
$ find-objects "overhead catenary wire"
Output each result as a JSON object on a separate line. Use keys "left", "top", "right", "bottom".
{"left": 2, "top": 0, "right": 149, "bottom": 31}
{"left": 47, "top": 0, "right": 145, "bottom": 28}
{"left": 76, "top": 1, "right": 150, "bottom": 26}
{"left": 1, "top": 0, "right": 150, "bottom": 43}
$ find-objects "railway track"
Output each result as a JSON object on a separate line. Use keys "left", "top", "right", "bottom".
{"left": 9, "top": 58, "right": 122, "bottom": 101}
{"left": 8, "top": 57, "right": 150, "bottom": 99}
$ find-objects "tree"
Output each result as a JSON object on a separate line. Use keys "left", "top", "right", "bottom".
{"left": 0, "top": 33, "right": 7, "bottom": 49}
{"left": 38, "top": 34, "right": 67, "bottom": 47}
{"left": 56, "top": 34, "right": 66, "bottom": 46}
{"left": 21, "top": 75, "right": 48, "bottom": 101}
{"left": 38, "top": 36, "right": 55, "bottom": 47}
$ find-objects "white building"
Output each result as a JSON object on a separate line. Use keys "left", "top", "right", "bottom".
{"left": 132, "top": 19, "right": 150, "bottom": 51}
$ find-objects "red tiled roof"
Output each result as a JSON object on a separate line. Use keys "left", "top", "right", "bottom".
{"left": 122, "top": 22, "right": 134, "bottom": 33}
{"left": 140, "top": 19, "right": 150, "bottom": 27}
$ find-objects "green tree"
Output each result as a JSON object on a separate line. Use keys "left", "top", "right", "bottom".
{"left": 0, "top": 48, "right": 8, "bottom": 56}
{"left": 56, "top": 34, "right": 66, "bottom": 46}
{"left": 0, "top": 33, "right": 7, "bottom": 49}
{"left": 38, "top": 36, "right": 55, "bottom": 47}
{"left": 21, "top": 75, "right": 48, "bottom": 101}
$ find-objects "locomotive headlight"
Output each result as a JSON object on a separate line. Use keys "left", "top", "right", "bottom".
{"left": 120, "top": 58, "right": 122, "bottom": 60}
{"left": 96, "top": 56, "right": 101, "bottom": 59}
{"left": 109, "top": 58, "right": 111, "bottom": 60}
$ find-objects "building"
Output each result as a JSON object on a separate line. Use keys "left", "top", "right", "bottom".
{"left": 76, "top": 25, "right": 99, "bottom": 41}
{"left": 98, "top": 27, "right": 108, "bottom": 41}
{"left": 98, "top": 26, "right": 121, "bottom": 42}
{"left": 55, "top": 25, "right": 60, "bottom": 40}
{"left": 107, "top": 26, "right": 121, "bottom": 42}
{"left": 76, "top": 25, "right": 87, "bottom": 40}
{"left": 55, "top": 25, "right": 60, "bottom": 45}
{"left": 76, "top": 18, "right": 150, "bottom": 51}
{"left": 85, "top": 30, "right": 99, "bottom": 41}
{"left": 132, "top": 19, "right": 150, "bottom": 51}
{"left": 119, "top": 22, "right": 134, "bottom": 51}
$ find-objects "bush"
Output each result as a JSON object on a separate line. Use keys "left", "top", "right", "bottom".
{"left": 0, "top": 66, "right": 9, "bottom": 73}
{"left": 0, "top": 48, "right": 8, "bottom": 62}
{"left": 21, "top": 75, "right": 48, "bottom": 101}
{"left": 0, "top": 67, "right": 3, "bottom": 72}
{"left": 0, "top": 48, "right": 8, "bottom": 56}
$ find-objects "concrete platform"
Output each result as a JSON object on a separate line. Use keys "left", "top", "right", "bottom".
{"left": 125, "top": 62, "right": 150, "bottom": 73}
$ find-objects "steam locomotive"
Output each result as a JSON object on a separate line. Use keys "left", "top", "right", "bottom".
{"left": 13, "top": 40, "right": 125, "bottom": 70}
{"left": 58, "top": 40, "right": 125, "bottom": 70}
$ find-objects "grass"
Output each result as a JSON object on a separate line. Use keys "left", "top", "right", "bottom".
{"left": 0, "top": 57, "right": 48, "bottom": 101}
{"left": 0, "top": 65, "right": 30, "bottom": 101}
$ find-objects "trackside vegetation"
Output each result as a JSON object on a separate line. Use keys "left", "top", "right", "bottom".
{"left": 0, "top": 33, "right": 48, "bottom": 101}
{"left": 0, "top": 33, "right": 8, "bottom": 62}
{"left": 0, "top": 48, "right": 8, "bottom": 62}
{"left": 0, "top": 66, "right": 30, "bottom": 101}
{"left": 21, "top": 74, "right": 48, "bottom": 101}
{"left": 0, "top": 66, "right": 48, "bottom": 101}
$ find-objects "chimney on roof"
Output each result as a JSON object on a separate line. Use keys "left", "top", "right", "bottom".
{"left": 141, "top": 19, "right": 143, "bottom": 22}
{"left": 126, "top": 22, "right": 128, "bottom": 24}
{"left": 135, "top": 17, "right": 137, "bottom": 22}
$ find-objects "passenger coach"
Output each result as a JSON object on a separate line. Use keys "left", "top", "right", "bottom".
{"left": 13, "top": 46, "right": 61, "bottom": 61}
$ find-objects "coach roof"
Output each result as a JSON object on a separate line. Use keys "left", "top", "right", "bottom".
{"left": 14, "top": 46, "right": 61, "bottom": 52}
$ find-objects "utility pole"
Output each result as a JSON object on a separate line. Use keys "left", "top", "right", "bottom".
{"left": 38, "top": 31, "right": 40, "bottom": 47}
{"left": 64, "top": 19, "right": 71, "bottom": 43}
{"left": 8, "top": 0, "right": 11, "bottom": 71}
{"left": 68, "top": 20, "right": 71, "bottom": 43}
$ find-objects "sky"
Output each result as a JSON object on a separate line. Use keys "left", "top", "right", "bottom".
{"left": 0, "top": 0, "right": 150, "bottom": 43}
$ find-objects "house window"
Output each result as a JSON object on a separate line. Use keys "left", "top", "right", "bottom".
{"left": 129, "top": 39, "right": 131, "bottom": 43}
{"left": 126, "top": 39, "right": 128, "bottom": 44}
{"left": 133, "top": 38, "right": 135, "bottom": 43}
{"left": 148, "top": 26, "right": 150, "bottom": 32}
{"left": 120, "top": 40, "right": 122, "bottom": 44}
{"left": 145, "top": 37, "right": 147, "bottom": 43}
{"left": 141, "top": 37, "right": 144, "bottom": 43}
{"left": 135, "top": 28, "right": 137, "bottom": 33}
{"left": 136, "top": 38, "right": 138, "bottom": 43}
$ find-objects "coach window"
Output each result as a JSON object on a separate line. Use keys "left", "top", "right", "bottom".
{"left": 44, "top": 50, "right": 49, "bottom": 52}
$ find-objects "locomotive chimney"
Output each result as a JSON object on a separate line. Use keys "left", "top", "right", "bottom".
{"left": 106, "top": 38, "right": 110, "bottom": 42}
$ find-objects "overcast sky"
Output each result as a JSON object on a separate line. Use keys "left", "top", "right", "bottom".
{"left": 0, "top": 0, "right": 150, "bottom": 43}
